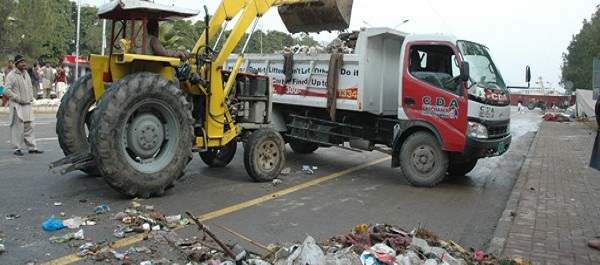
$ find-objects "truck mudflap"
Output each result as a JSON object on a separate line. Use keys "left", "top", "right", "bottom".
{"left": 462, "top": 134, "right": 511, "bottom": 158}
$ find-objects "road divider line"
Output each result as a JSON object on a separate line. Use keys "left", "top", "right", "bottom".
{"left": 41, "top": 156, "right": 390, "bottom": 265}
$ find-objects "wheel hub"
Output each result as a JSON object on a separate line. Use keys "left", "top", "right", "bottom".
{"left": 126, "top": 113, "right": 164, "bottom": 159}
{"left": 412, "top": 147, "right": 435, "bottom": 172}
{"left": 258, "top": 141, "right": 278, "bottom": 171}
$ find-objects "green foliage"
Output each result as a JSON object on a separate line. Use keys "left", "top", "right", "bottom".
{"left": 0, "top": 0, "right": 103, "bottom": 66}
{"left": 0, "top": 0, "right": 325, "bottom": 68}
{"left": 561, "top": 5, "right": 600, "bottom": 90}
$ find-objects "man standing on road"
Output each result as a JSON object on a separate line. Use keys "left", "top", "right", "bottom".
{"left": 40, "top": 61, "right": 54, "bottom": 98}
{"left": 588, "top": 94, "right": 600, "bottom": 250}
{"left": 3, "top": 55, "right": 43, "bottom": 156}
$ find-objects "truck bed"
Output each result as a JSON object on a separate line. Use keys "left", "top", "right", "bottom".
{"left": 224, "top": 27, "right": 407, "bottom": 115}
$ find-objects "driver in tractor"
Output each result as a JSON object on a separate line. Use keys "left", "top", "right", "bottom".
{"left": 146, "top": 19, "right": 189, "bottom": 61}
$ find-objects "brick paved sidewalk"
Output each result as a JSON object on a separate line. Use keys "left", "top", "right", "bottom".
{"left": 490, "top": 121, "right": 600, "bottom": 264}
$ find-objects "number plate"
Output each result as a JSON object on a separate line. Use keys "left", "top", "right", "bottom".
{"left": 495, "top": 141, "right": 506, "bottom": 155}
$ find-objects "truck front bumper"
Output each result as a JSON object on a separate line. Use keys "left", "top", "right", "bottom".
{"left": 463, "top": 134, "right": 511, "bottom": 158}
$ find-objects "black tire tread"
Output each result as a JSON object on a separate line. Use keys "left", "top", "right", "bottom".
{"left": 243, "top": 129, "right": 286, "bottom": 182}
{"left": 400, "top": 131, "right": 448, "bottom": 187}
{"left": 55, "top": 74, "right": 99, "bottom": 175}
{"left": 89, "top": 72, "right": 194, "bottom": 198}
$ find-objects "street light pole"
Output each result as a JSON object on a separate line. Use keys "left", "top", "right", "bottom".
{"left": 101, "top": 0, "right": 106, "bottom": 55}
{"left": 394, "top": 19, "right": 409, "bottom": 29}
{"left": 75, "top": 0, "right": 81, "bottom": 81}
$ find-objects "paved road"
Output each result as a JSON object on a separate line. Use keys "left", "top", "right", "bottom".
{"left": 0, "top": 107, "right": 543, "bottom": 264}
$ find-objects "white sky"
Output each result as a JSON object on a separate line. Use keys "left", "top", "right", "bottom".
{"left": 82, "top": 0, "right": 599, "bottom": 89}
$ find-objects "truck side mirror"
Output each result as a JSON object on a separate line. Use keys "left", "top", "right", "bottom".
{"left": 460, "top": 61, "right": 470, "bottom": 82}
{"left": 525, "top": 65, "right": 531, "bottom": 88}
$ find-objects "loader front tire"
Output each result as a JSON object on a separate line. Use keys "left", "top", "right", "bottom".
{"left": 244, "top": 129, "right": 285, "bottom": 182}
{"left": 199, "top": 141, "right": 237, "bottom": 167}
{"left": 400, "top": 131, "right": 448, "bottom": 187}
{"left": 89, "top": 72, "right": 194, "bottom": 198}
{"left": 56, "top": 74, "right": 99, "bottom": 175}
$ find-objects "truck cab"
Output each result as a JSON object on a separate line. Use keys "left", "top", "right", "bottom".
{"left": 399, "top": 34, "right": 511, "bottom": 158}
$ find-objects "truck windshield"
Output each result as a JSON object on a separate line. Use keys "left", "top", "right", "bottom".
{"left": 458, "top": 41, "right": 506, "bottom": 91}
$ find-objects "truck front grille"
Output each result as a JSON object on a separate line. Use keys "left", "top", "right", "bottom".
{"left": 488, "top": 124, "right": 509, "bottom": 138}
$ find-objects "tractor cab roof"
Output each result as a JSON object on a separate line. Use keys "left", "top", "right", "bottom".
{"left": 98, "top": 0, "right": 199, "bottom": 21}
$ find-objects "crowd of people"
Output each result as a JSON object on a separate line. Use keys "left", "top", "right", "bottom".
{"left": 1, "top": 58, "right": 69, "bottom": 101}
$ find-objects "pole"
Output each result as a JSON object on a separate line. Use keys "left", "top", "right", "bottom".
{"left": 101, "top": 0, "right": 106, "bottom": 55}
{"left": 75, "top": 0, "right": 81, "bottom": 81}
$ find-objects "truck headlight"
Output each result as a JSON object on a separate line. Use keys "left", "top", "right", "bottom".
{"left": 468, "top": 121, "right": 488, "bottom": 139}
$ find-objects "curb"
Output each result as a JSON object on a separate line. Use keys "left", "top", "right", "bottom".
{"left": 0, "top": 105, "right": 59, "bottom": 114}
{"left": 486, "top": 122, "right": 542, "bottom": 255}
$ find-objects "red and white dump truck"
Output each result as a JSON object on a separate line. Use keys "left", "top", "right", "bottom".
{"left": 225, "top": 27, "right": 511, "bottom": 186}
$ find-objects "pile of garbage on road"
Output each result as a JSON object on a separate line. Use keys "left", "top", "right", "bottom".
{"left": 15, "top": 201, "right": 531, "bottom": 264}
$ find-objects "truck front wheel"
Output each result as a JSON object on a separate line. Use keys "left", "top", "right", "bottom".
{"left": 244, "top": 129, "right": 286, "bottom": 181}
{"left": 447, "top": 158, "right": 478, "bottom": 177}
{"left": 400, "top": 131, "right": 448, "bottom": 187}
{"left": 89, "top": 72, "right": 194, "bottom": 198}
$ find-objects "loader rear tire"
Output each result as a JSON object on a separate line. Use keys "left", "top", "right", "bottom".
{"left": 199, "top": 141, "right": 237, "bottom": 167}
{"left": 244, "top": 129, "right": 285, "bottom": 182}
{"left": 289, "top": 138, "right": 319, "bottom": 154}
{"left": 56, "top": 74, "right": 99, "bottom": 175}
{"left": 400, "top": 131, "right": 448, "bottom": 187}
{"left": 89, "top": 72, "right": 194, "bottom": 198}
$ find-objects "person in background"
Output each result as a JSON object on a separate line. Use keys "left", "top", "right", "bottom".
{"left": 4, "top": 59, "right": 14, "bottom": 76}
{"left": 588, "top": 94, "right": 600, "bottom": 250}
{"left": 40, "top": 61, "right": 54, "bottom": 98}
{"left": 3, "top": 54, "right": 43, "bottom": 156}
{"left": 55, "top": 65, "right": 66, "bottom": 99}
{"left": 30, "top": 63, "right": 41, "bottom": 98}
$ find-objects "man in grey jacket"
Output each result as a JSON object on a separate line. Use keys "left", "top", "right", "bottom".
{"left": 40, "top": 61, "right": 54, "bottom": 98}
{"left": 3, "top": 54, "right": 43, "bottom": 156}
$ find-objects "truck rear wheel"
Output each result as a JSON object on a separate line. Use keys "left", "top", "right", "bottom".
{"left": 400, "top": 131, "right": 448, "bottom": 186}
{"left": 288, "top": 138, "right": 319, "bottom": 154}
{"left": 89, "top": 72, "right": 194, "bottom": 198}
{"left": 244, "top": 129, "right": 285, "bottom": 181}
{"left": 56, "top": 74, "right": 99, "bottom": 175}
{"left": 447, "top": 158, "right": 478, "bottom": 176}
{"left": 199, "top": 141, "right": 237, "bottom": 167}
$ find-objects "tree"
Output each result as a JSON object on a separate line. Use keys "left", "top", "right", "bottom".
{"left": 0, "top": 0, "right": 16, "bottom": 60}
{"left": 561, "top": 5, "right": 600, "bottom": 90}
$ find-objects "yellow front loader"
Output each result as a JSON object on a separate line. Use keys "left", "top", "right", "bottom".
{"left": 50, "top": 0, "right": 353, "bottom": 198}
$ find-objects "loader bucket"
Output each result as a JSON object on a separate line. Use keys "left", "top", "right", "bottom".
{"left": 278, "top": 0, "right": 353, "bottom": 33}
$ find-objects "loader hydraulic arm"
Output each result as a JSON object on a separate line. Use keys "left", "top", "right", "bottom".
{"left": 191, "top": 0, "right": 320, "bottom": 56}
{"left": 191, "top": 0, "right": 352, "bottom": 149}
{"left": 193, "top": 0, "right": 324, "bottom": 147}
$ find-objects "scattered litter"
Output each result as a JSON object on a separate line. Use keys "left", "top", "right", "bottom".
{"left": 42, "top": 217, "right": 65, "bottom": 231}
{"left": 272, "top": 179, "right": 282, "bottom": 186}
{"left": 302, "top": 165, "right": 317, "bottom": 174}
{"left": 95, "top": 204, "right": 110, "bottom": 215}
{"left": 5, "top": 214, "right": 20, "bottom": 220}
{"left": 54, "top": 202, "right": 62, "bottom": 206}
{"left": 49, "top": 229, "right": 84, "bottom": 243}
{"left": 543, "top": 113, "right": 572, "bottom": 122}
{"left": 63, "top": 217, "right": 83, "bottom": 229}
{"left": 165, "top": 214, "right": 181, "bottom": 224}
{"left": 280, "top": 167, "right": 291, "bottom": 175}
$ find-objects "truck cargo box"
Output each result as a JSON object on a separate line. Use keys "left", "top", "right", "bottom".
{"left": 224, "top": 27, "right": 407, "bottom": 116}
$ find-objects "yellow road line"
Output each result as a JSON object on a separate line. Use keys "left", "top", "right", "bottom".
{"left": 42, "top": 156, "right": 390, "bottom": 265}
